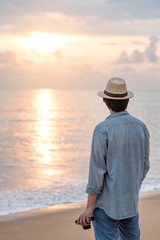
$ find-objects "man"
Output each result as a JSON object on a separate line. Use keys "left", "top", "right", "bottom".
{"left": 77, "top": 77, "right": 150, "bottom": 240}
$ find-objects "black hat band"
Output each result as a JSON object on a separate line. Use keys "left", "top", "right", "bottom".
{"left": 104, "top": 90, "right": 128, "bottom": 98}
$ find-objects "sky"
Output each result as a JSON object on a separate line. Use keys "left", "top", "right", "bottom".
{"left": 0, "top": 0, "right": 160, "bottom": 90}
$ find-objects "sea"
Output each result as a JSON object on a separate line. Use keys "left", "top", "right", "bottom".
{"left": 0, "top": 89, "right": 160, "bottom": 216}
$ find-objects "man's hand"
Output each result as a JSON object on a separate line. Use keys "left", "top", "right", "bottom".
{"left": 76, "top": 194, "right": 98, "bottom": 227}
{"left": 76, "top": 207, "right": 93, "bottom": 227}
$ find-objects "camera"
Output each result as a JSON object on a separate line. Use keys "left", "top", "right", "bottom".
{"left": 75, "top": 216, "right": 95, "bottom": 230}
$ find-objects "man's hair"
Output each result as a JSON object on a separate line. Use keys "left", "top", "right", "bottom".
{"left": 103, "top": 98, "right": 129, "bottom": 112}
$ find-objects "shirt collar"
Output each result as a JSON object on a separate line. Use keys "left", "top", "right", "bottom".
{"left": 106, "top": 111, "right": 129, "bottom": 120}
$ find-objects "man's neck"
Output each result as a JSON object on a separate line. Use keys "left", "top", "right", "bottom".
{"left": 110, "top": 109, "right": 117, "bottom": 114}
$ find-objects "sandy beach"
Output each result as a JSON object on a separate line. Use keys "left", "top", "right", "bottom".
{"left": 0, "top": 190, "right": 160, "bottom": 240}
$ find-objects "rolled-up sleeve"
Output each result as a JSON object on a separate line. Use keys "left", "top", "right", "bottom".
{"left": 86, "top": 128, "right": 108, "bottom": 195}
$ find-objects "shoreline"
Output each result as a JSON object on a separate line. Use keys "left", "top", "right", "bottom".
{"left": 0, "top": 189, "right": 160, "bottom": 222}
{"left": 0, "top": 189, "right": 160, "bottom": 240}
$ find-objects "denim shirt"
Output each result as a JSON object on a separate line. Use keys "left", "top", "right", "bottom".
{"left": 86, "top": 111, "right": 150, "bottom": 220}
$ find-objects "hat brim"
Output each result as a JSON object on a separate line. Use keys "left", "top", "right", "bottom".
{"left": 97, "top": 90, "right": 134, "bottom": 100}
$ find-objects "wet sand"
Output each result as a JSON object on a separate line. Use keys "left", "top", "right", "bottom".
{"left": 0, "top": 190, "right": 160, "bottom": 240}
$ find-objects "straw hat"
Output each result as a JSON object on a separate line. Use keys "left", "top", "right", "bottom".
{"left": 97, "top": 77, "right": 134, "bottom": 100}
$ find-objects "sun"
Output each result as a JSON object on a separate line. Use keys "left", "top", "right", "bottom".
{"left": 24, "top": 32, "right": 69, "bottom": 53}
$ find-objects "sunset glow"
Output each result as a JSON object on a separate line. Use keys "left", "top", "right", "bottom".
{"left": 0, "top": 1, "right": 160, "bottom": 90}
{"left": 24, "top": 32, "right": 69, "bottom": 53}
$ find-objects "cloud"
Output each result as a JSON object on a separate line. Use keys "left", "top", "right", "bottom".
{"left": 53, "top": 50, "right": 63, "bottom": 61}
{"left": 118, "top": 51, "right": 130, "bottom": 63}
{"left": 118, "top": 36, "right": 159, "bottom": 63}
{"left": 0, "top": 51, "right": 18, "bottom": 66}
{"left": 1, "top": 48, "right": 160, "bottom": 90}
{"left": 1, "top": 1, "right": 160, "bottom": 36}
{"left": 1, "top": 0, "right": 160, "bottom": 21}
{"left": 106, "top": 0, "right": 160, "bottom": 19}
{"left": 131, "top": 50, "right": 144, "bottom": 62}
{"left": 130, "top": 41, "right": 145, "bottom": 45}
{"left": 0, "top": 24, "right": 14, "bottom": 32}
{"left": 0, "top": 57, "right": 107, "bottom": 90}
{"left": 144, "top": 36, "right": 159, "bottom": 62}
{"left": 1, "top": 12, "right": 159, "bottom": 37}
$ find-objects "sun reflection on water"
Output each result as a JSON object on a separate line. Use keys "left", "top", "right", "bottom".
{"left": 33, "top": 89, "right": 58, "bottom": 165}
{"left": 43, "top": 169, "right": 60, "bottom": 176}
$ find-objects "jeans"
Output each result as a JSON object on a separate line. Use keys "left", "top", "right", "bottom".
{"left": 92, "top": 208, "right": 140, "bottom": 240}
